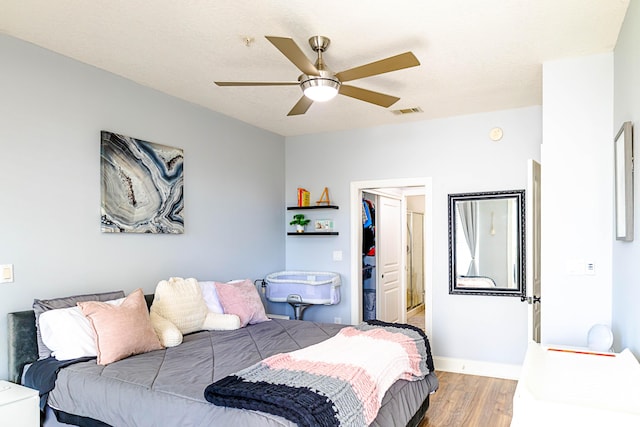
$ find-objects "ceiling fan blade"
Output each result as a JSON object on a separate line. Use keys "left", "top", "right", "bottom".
{"left": 265, "top": 36, "right": 320, "bottom": 76}
{"left": 214, "top": 81, "right": 299, "bottom": 87}
{"left": 339, "top": 85, "right": 400, "bottom": 108}
{"left": 335, "top": 52, "right": 420, "bottom": 82}
{"left": 287, "top": 96, "right": 313, "bottom": 116}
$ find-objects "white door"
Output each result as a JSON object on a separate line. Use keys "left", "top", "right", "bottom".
{"left": 527, "top": 159, "right": 542, "bottom": 343}
{"left": 377, "top": 196, "right": 403, "bottom": 323}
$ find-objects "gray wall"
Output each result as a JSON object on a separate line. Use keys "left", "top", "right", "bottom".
{"left": 613, "top": 0, "right": 640, "bottom": 357}
{"left": 285, "top": 106, "right": 541, "bottom": 365}
{"left": 0, "top": 35, "right": 286, "bottom": 380}
{"left": 541, "top": 53, "right": 614, "bottom": 348}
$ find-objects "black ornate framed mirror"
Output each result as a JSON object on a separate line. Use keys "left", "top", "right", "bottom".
{"left": 448, "top": 190, "right": 525, "bottom": 297}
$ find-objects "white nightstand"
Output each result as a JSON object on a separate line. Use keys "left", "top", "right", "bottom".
{"left": 0, "top": 380, "right": 39, "bottom": 427}
{"left": 512, "top": 343, "right": 640, "bottom": 426}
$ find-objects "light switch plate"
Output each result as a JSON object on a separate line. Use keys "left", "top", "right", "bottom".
{"left": 566, "top": 259, "right": 585, "bottom": 275}
{"left": 0, "top": 264, "right": 14, "bottom": 283}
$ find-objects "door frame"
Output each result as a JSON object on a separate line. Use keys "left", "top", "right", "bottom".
{"left": 350, "top": 177, "right": 433, "bottom": 342}
{"left": 527, "top": 159, "right": 542, "bottom": 343}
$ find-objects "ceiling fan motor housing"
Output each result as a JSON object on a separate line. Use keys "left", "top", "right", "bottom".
{"left": 309, "top": 36, "right": 330, "bottom": 52}
{"left": 300, "top": 36, "right": 341, "bottom": 101}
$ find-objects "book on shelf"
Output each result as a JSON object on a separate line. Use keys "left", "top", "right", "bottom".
{"left": 297, "top": 188, "right": 310, "bottom": 207}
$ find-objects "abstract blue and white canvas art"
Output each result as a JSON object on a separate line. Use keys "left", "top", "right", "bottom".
{"left": 100, "top": 131, "right": 184, "bottom": 233}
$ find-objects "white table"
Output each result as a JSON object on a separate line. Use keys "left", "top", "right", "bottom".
{"left": 511, "top": 343, "right": 640, "bottom": 426}
{"left": 0, "top": 380, "right": 39, "bottom": 427}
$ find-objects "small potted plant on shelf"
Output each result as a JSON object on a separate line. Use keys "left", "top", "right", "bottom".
{"left": 290, "top": 213, "right": 311, "bottom": 233}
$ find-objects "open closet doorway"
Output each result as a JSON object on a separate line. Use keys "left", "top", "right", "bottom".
{"left": 406, "top": 194, "right": 425, "bottom": 329}
{"left": 350, "top": 178, "right": 433, "bottom": 342}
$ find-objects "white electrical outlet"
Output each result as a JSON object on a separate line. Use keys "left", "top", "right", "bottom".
{"left": 334, "top": 317, "right": 342, "bottom": 324}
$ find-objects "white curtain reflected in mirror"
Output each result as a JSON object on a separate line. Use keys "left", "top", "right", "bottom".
{"left": 457, "top": 201, "right": 478, "bottom": 276}
{"left": 448, "top": 190, "right": 525, "bottom": 297}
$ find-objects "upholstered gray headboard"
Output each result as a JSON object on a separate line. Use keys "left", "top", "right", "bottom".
{"left": 7, "top": 310, "right": 38, "bottom": 384}
{"left": 7, "top": 294, "right": 155, "bottom": 384}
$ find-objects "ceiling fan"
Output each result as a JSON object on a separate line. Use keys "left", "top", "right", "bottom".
{"left": 214, "top": 36, "right": 420, "bottom": 116}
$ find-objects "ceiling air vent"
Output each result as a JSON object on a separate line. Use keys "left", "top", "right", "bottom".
{"left": 391, "top": 107, "right": 423, "bottom": 115}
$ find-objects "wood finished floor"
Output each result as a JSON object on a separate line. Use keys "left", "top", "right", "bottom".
{"left": 407, "top": 305, "right": 426, "bottom": 330}
{"left": 407, "top": 306, "right": 517, "bottom": 426}
{"left": 418, "top": 371, "right": 517, "bottom": 427}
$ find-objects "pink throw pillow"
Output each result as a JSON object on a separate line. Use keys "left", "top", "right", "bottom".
{"left": 213, "top": 279, "right": 270, "bottom": 327}
{"left": 78, "top": 288, "right": 163, "bottom": 365}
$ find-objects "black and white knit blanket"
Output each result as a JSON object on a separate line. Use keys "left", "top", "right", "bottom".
{"left": 204, "top": 321, "right": 434, "bottom": 427}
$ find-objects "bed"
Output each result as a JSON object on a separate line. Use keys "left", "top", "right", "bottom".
{"left": 455, "top": 275, "right": 497, "bottom": 288}
{"left": 7, "top": 292, "right": 439, "bottom": 427}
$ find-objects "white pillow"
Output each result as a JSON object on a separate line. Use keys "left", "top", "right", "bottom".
{"left": 199, "top": 281, "right": 224, "bottom": 314}
{"left": 39, "top": 297, "right": 124, "bottom": 360}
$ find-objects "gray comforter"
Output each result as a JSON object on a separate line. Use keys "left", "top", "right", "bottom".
{"left": 46, "top": 319, "right": 438, "bottom": 426}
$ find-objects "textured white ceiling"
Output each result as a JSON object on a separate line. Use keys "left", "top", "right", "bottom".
{"left": 0, "top": 0, "right": 630, "bottom": 136}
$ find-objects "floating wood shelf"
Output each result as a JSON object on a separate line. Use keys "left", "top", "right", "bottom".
{"left": 287, "top": 232, "right": 339, "bottom": 236}
{"left": 287, "top": 205, "right": 339, "bottom": 235}
{"left": 287, "top": 205, "right": 339, "bottom": 210}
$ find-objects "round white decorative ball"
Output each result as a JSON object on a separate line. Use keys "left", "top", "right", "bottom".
{"left": 587, "top": 324, "right": 613, "bottom": 352}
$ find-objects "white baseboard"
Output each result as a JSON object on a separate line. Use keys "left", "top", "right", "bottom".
{"left": 433, "top": 356, "right": 522, "bottom": 380}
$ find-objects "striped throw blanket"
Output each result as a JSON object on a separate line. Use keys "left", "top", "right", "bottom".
{"left": 204, "top": 320, "right": 434, "bottom": 427}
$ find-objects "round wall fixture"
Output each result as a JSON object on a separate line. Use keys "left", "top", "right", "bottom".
{"left": 489, "top": 127, "right": 503, "bottom": 141}
{"left": 587, "top": 324, "right": 613, "bottom": 352}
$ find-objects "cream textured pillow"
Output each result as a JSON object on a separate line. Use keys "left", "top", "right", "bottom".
{"left": 151, "top": 277, "right": 208, "bottom": 334}
{"left": 214, "top": 279, "right": 270, "bottom": 327}
{"left": 202, "top": 312, "right": 241, "bottom": 330}
{"left": 150, "top": 311, "right": 183, "bottom": 348}
{"left": 78, "top": 288, "right": 163, "bottom": 365}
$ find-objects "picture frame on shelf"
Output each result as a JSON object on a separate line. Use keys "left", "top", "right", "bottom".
{"left": 614, "top": 121, "right": 634, "bottom": 241}
{"left": 314, "top": 219, "right": 334, "bottom": 232}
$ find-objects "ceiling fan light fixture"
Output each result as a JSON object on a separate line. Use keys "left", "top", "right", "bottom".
{"left": 301, "top": 76, "right": 340, "bottom": 102}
